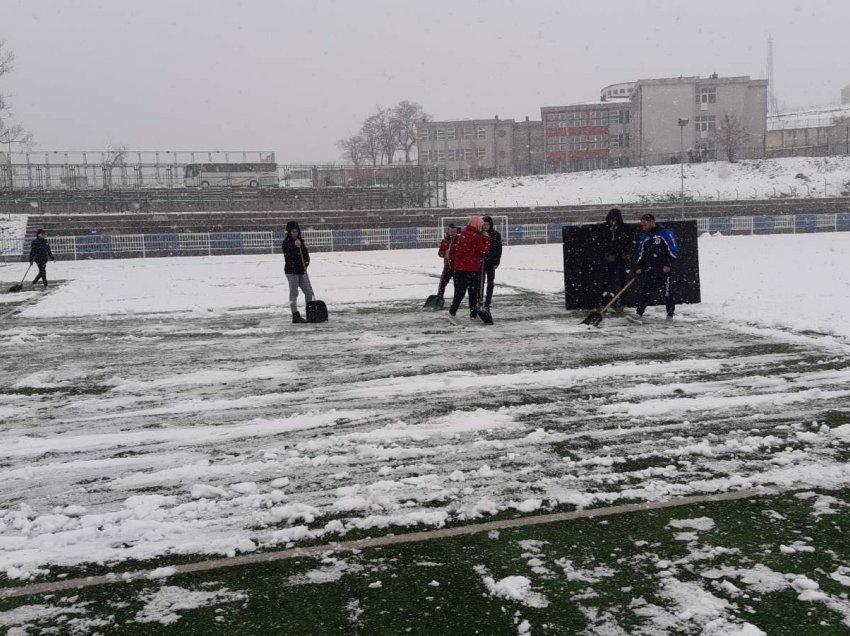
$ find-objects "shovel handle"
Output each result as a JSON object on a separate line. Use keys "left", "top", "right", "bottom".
{"left": 20, "top": 263, "right": 32, "bottom": 285}
{"left": 600, "top": 277, "right": 636, "bottom": 313}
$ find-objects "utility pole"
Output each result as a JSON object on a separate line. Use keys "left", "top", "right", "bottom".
{"left": 677, "top": 118, "right": 689, "bottom": 219}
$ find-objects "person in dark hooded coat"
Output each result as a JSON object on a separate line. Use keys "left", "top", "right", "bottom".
{"left": 281, "top": 220, "right": 314, "bottom": 323}
{"left": 29, "top": 229, "right": 56, "bottom": 288}
{"left": 481, "top": 215, "right": 502, "bottom": 310}
{"left": 598, "top": 208, "right": 635, "bottom": 313}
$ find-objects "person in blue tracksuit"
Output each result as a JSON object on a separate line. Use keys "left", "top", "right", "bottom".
{"left": 634, "top": 214, "right": 678, "bottom": 319}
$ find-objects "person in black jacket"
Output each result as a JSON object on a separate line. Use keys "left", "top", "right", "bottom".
{"left": 481, "top": 215, "right": 502, "bottom": 310}
{"left": 281, "top": 220, "right": 313, "bottom": 323}
{"left": 598, "top": 208, "right": 635, "bottom": 313}
{"left": 29, "top": 229, "right": 55, "bottom": 288}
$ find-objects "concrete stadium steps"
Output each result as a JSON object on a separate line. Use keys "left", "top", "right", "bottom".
{"left": 6, "top": 187, "right": 426, "bottom": 215}
{"left": 22, "top": 197, "right": 850, "bottom": 239}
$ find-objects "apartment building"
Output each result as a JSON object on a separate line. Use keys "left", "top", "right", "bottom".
{"left": 418, "top": 74, "right": 767, "bottom": 177}
{"left": 417, "top": 117, "right": 543, "bottom": 179}
{"left": 632, "top": 75, "right": 768, "bottom": 165}
{"left": 541, "top": 102, "right": 633, "bottom": 172}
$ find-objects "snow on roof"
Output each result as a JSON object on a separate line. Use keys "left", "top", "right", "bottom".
{"left": 767, "top": 105, "right": 850, "bottom": 131}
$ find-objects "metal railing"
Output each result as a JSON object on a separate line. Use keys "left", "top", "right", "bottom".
{"left": 2, "top": 213, "right": 848, "bottom": 260}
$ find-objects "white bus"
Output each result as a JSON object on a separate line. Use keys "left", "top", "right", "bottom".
{"left": 183, "top": 163, "right": 279, "bottom": 188}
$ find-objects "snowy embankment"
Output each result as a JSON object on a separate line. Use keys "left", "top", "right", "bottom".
{"left": 14, "top": 232, "right": 850, "bottom": 343}
{"left": 447, "top": 156, "right": 850, "bottom": 207}
{"left": 0, "top": 214, "right": 27, "bottom": 255}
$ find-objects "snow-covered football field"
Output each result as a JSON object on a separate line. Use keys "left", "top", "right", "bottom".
{"left": 1, "top": 232, "right": 849, "bottom": 632}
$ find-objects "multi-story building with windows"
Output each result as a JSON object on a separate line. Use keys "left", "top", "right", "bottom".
{"left": 419, "top": 74, "right": 767, "bottom": 178}
{"left": 417, "top": 117, "right": 543, "bottom": 179}
{"left": 600, "top": 82, "right": 635, "bottom": 102}
{"left": 541, "top": 102, "right": 633, "bottom": 172}
{"left": 631, "top": 75, "right": 767, "bottom": 166}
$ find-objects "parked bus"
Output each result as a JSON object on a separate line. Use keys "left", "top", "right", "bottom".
{"left": 183, "top": 163, "right": 278, "bottom": 188}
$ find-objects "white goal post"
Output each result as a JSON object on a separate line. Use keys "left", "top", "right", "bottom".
{"left": 438, "top": 215, "right": 509, "bottom": 243}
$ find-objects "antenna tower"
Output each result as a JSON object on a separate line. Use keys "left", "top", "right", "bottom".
{"left": 767, "top": 34, "right": 778, "bottom": 113}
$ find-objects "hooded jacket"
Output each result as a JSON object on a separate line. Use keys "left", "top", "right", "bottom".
{"left": 29, "top": 236, "right": 55, "bottom": 265}
{"left": 481, "top": 215, "right": 503, "bottom": 267}
{"left": 281, "top": 222, "right": 310, "bottom": 275}
{"left": 452, "top": 222, "right": 490, "bottom": 273}
{"left": 603, "top": 209, "right": 635, "bottom": 261}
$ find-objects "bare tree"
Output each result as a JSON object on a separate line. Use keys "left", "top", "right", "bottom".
{"left": 369, "top": 106, "right": 399, "bottom": 165}
{"left": 104, "top": 143, "right": 129, "bottom": 167}
{"left": 0, "top": 41, "right": 33, "bottom": 192}
{"left": 392, "top": 101, "right": 429, "bottom": 164}
{"left": 336, "top": 135, "right": 366, "bottom": 169}
{"left": 360, "top": 114, "right": 383, "bottom": 166}
{"left": 712, "top": 112, "right": 750, "bottom": 163}
{"left": 102, "top": 143, "right": 129, "bottom": 188}
{"left": 0, "top": 40, "right": 13, "bottom": 120}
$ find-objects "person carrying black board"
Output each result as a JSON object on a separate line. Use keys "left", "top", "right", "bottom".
{"left": 597, "top": 208, "right": 635, "bottom": 314}
{"left": 633, "top": 213, "right": 679, "bottom": 321}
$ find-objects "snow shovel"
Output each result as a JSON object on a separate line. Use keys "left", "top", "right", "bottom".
{"left": 476, "top": 263, "right": 494, "bottom": 325}
{"left": 299, "top": 248, "right": 327, "bottom": 323}
{"left": 580, "top": 277, "right": 636, "bottom": 327}
{"left": 423, "top": 263, "right": 449, "bottom": 310}
{"left": 8, "top": 264, "right": 32, "bottom": 293}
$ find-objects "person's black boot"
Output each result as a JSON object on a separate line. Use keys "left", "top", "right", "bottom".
{"left": 292, "top": 311, "right": 307, "bottom": 323}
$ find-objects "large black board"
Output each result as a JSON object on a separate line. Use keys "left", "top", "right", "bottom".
{"left": 563, "top": 220, "right": 701, "bottom": 310}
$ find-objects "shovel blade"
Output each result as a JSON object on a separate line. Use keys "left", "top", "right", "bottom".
{"left": 8, "top": 284, "right": 23, "bottom": 293}
{"left": 423, "top": 295, "right": 444, "bottom": 310}
{"left": 580, "top": 311, "right": 603, "bottom": 327}
{"left": 477, "top": 306, "right": 494, "bottom": 325}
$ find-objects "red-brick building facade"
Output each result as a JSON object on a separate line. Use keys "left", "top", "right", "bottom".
{"left": 541, "top": 102, "right": 632, "bottom": 173}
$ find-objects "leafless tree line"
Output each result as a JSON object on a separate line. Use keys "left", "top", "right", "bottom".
{"left": 0, "top": 40, "right": 33, "bottom": 155}
{"left": 337, "top": 101, "right": 430, "bottom": 168}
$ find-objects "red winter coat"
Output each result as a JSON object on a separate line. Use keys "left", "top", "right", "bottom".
{"left": 452, "top": 225, "right": 490, "bottom": 273}
{"left": 438, "top": 234, "right": 459, "bottom": 266}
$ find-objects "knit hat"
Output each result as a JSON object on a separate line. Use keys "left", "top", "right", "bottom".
{"left": 285, "top": 221, "right": 300, "bottom": 232}
{"left": 468, "top": 215, "right": 484, "bottom": 230}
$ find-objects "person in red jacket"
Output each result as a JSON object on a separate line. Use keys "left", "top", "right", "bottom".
{"left": 436, "top": 224, "right": 459, "bottom": 301}
{"left": 448, "top": 216, "right": 490, "bottom": 324}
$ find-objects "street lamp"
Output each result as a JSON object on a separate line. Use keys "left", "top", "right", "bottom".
{"left": 677, "top": 117, "right": 689, "bottom": 219}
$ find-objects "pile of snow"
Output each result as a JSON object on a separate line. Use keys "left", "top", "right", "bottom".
{"left": 0, "top": 213, "right": 27, "bottom": 256}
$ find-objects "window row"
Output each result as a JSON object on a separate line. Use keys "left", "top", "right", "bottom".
{"left": 419, "top": 126, "right": 487, "bottom": 141}
{"left": 421, "top": 148, "right": 487, "bottom": 162}
{"left": 546, "top": 110, "right": 630, "bottom": 126}
{"left": 696, "top": 87, "right": 717, "bottom": 104}
{"left": 695, "top": 115, "right": 716, "bottom": 132}
{"left": 546, "top": 134, "right": 611, "bottom": 150}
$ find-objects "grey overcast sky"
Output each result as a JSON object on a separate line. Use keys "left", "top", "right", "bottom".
{"left": 2, "top": 0, "right": 848, "bottom": 162}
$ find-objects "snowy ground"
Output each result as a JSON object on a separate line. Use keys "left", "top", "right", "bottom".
{"left": 0, "top": 232, "right": 848, "bottom": 585}
{"left": 0, "top": 233, "right": 849, "bottom": 633}
{"left": 447, "top": 156, "right": 850, "bottom": 207}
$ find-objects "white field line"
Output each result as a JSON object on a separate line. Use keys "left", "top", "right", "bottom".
{"left": 0, "top": 486, "right": 775, "bottom": 600}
